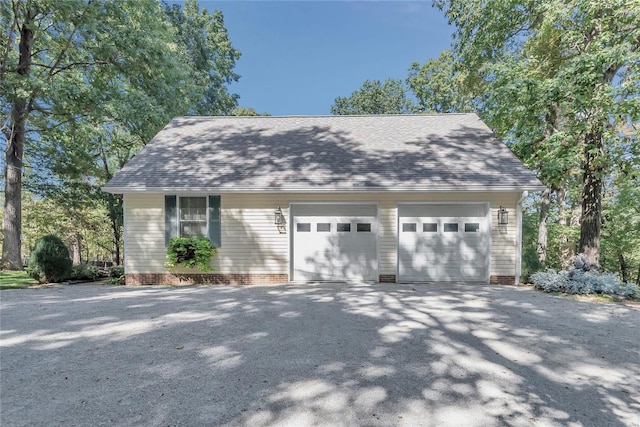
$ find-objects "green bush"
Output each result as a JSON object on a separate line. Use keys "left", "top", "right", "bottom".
{"left": 70, "top": 264, "right": 100, "bottom": 281}
{"left": 109, "top": 266, "right": 124, "bottom": 278}
{"left": 27, "top": 235, "right": 73, "bottom": 283}
{"left": 107, "top": 266, "right": 125, "bottom": 285}
{"left": 166, "top": 236, "right": 216, "bottom": 272}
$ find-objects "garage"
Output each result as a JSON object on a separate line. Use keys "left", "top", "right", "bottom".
{"left": 397, "top": 203, "right": 490, "bottom": 282}
{"left": 291, "top": 204, "right": 378, "bottom": 281}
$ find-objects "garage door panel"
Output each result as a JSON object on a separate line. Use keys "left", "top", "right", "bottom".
{"left": 400, "top": 204, "right": 487, "bottom": 218}
{"left": 292, "top": 206, "right": 378, "bottom": 281}
{"left": 398, "top": 204, "right": 489, "bottom": 282}
{"left": 292, "top": 204, "right": 377, "bottom": 217}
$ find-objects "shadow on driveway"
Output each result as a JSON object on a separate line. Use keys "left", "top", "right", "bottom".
{"left": 1, "top": 283, "right": 639, "bottom": 426}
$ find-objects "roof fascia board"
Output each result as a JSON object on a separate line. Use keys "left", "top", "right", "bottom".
{"left": 102, "top": 185, "right": 546, "bottom": 194}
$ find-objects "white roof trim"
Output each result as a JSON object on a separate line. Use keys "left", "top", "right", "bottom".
{"left": 103, "top": 185, "right": 546, "bottom": 194}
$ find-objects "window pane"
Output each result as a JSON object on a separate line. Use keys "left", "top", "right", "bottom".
{"left": 444, "top": 223, "right": 458, "bottom": 232}
{"left": 297, "top": 223, "right": 311, "bottom": 232}
{"left": 317, "top": 223, "right": 331, "bottom": 232}
{"left": 178, "top": 198, "right": 207, "bottom": 237}
{"left": 195, "top": 198, "right": 206, "bottom": 209}
{"left": 180, "top": 207, "right": 189, "bottom": 220}
{"left": 402, "top": 223, "right": 417, "bottom": 232}
{"left": 193, "top": 207, "right": 206, "bottom": 221}
{"left": 465, "top": 223, "right": 480, "bottom": 232}
{"left": 337, "top": 223, "right": 351, "bottom": 232}
{"left": 180, "top": 221, "right": 206, "bottom": 237}
{"left": 180, "top": 197, "right": 206, "bottom": 220}
{"left": 423, "top": 223, "right": 437, "bottom": 232}
{"left": 357, "top": 223, "right": 371, "bottom": 232}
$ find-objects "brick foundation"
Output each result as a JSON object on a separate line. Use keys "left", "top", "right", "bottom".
{"left": 126, "top": 273, "right": 289, "bottom": 286}
{"left": 127, "top": 273, "right": 513, "bottom": 286}
{"left": 490, "top": 275, "right": 515, "bottom": 285}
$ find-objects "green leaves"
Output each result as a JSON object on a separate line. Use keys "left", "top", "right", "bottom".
{"left": 332, "top": 50, "right": 475, "bottom": 116}
{"left": 2, "top": 0, "right": 242, "bottom": 266}
{"left": 437, "top": 0, "right": 640, "bottom": 266}
{"left": 407, "top": 50, "right": 475, "bottom": 114}
{"left": 166, "top": 237, "right": 217, "bottom": 272}
{"left": 331, "top": 79, "right": 413, "bottom": 115}
{"left": 163, "top": 0, "right": 240, "bottom": 115}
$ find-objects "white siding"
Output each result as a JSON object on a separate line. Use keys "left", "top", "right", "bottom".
{"left": 124, "top": 192, "right": 520, "bottom": 278}
{"left": 489, "top": 197, "right": 519, "bottom": 277}
{"left": 124, "top": 194, "right": 166, "bottom": 274}
{"left": 216, "top": 194, "right": 289, "bottom": 274}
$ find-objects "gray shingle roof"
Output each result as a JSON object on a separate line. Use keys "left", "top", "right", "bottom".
{"left": 104, "top": 113, "right": 543, "bottom": 193}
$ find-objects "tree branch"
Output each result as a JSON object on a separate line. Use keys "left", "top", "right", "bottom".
{"left": 49, "top": 60, "right": 111, "bottom": 75}
{"left": 0, "top": 0, "right": 21, "bottom": 88}
{"left": 1, "top": 123, "right": 11, "bottom": 140}
{"left": 46, "top": 0, "right": 94, "bottom": 78}
{"left": 25, "top": 113, "right": 92, "bottom": 133}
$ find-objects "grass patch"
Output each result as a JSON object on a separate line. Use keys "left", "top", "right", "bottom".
{"left": 0, "top": 270, "right": 38, "bottom": 289}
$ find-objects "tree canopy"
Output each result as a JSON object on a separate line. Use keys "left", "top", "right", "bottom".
{"left": 1, "top": 0, "right": 240, "bottom": 268}
{"left": 331, "top": 53, "right": 474, "bottom": 116}
{"left": 407, "top": 50, "right": 474, "bottom": 114}
{"left": 435, "top": 0, "right": 640, "bottom": 273}
{"left": 331, "top": 79, "right": 413, "bottom": 115}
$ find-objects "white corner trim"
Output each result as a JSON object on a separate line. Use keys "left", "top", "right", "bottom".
{"left": 515, "top": 191, "right": 528, "bottom": 286}
{"left": 122, "top": 195, "right": 127, "bottom": 275}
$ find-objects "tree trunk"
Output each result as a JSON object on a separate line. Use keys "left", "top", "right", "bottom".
{"left": 99, "top": 152, "right": 123, "bottom": 266}
{"left": 556, "top": 185, "right": 574, "bottom": 269}
{"left": 537, "top": 186, "right": 551, "bottom": 265}
{"left": 636, "top": 263, "right": 640, "bottom": 286}
{"left": 2, "top": 9, "right": 36, "bottom": 270}
{"left": 72, "top": 235, "right": 82, "bottom": 266}
{"left": 578, "top": 130, "right": 604, "bottom": 267}
{"left": 618, "top": 253, "right": 629, "bottom": 283}
{"left": 111, "top": 227, "right": 121, "bottom": 266}
{"left": 557, "top": 185, "right": 567, "bottom": 226}
{"left": 106, "top": 194, "right": 123, "bottom": 266}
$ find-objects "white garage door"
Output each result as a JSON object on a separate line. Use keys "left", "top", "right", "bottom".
{"left": 398, "top": 204, "right": 489, "bottom": 282}
{"left": 292, "top": 204, "right": 378, "bottom": 281}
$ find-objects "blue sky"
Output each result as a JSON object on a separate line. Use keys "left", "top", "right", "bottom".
{"left": 199, "top": 1, "right": 454, "bottom": 115}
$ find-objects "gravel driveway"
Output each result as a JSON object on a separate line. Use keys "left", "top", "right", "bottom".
{"left": 1, "top": 283, "right": 639, "bottom": 427}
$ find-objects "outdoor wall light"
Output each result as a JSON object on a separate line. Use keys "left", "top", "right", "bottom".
{"left": 274, "top": 206, "right": 284, "bottom": 225}
{"left": 497, "top": 206, "right": 509, "bottom": 225}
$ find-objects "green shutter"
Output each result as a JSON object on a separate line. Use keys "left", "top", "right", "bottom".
{"left": 165, "top": 195, "right": 177, "bottom": 246}
{"left": 208, "top": 195, "right": 221, "bottom": 247}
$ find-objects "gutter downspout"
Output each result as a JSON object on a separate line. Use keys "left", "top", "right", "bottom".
{"left": 515, "top": 191, "right": 528, "bottom": 286}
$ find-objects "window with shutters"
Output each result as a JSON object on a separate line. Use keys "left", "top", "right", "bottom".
{"left": 179, "top": 197, "right": 207, "bottom": 237}
{"left": 165, "top": 195, "right": 221, "bottom": 247}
